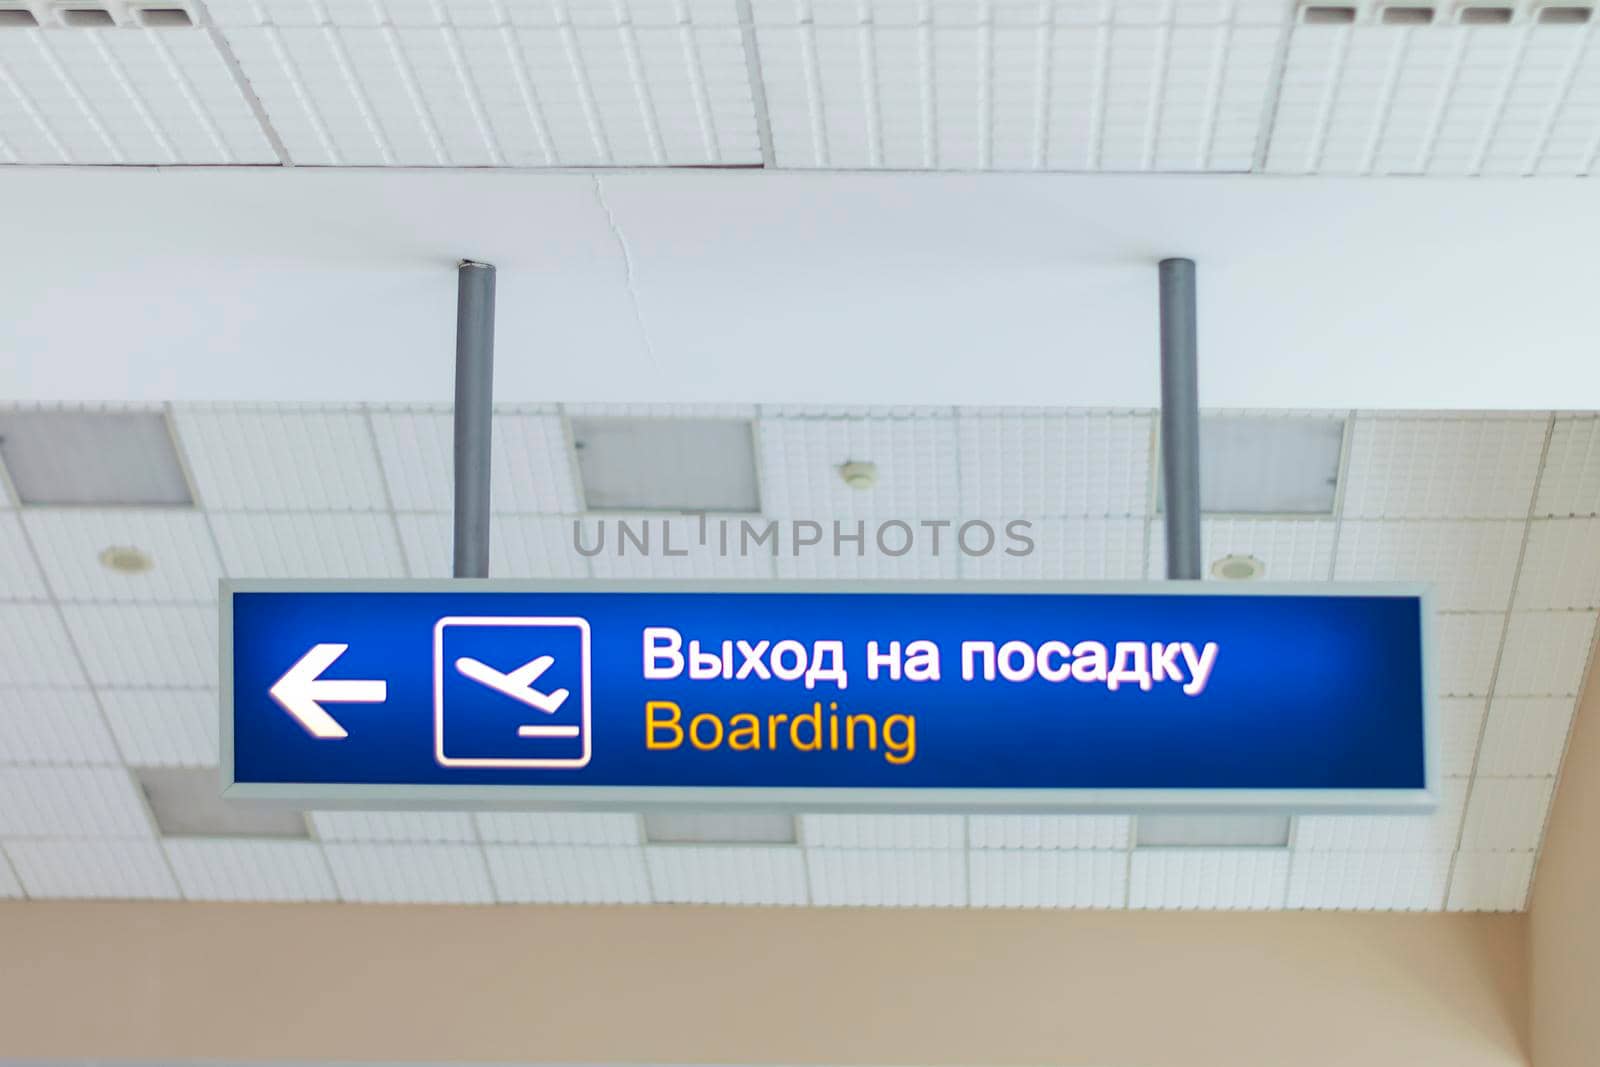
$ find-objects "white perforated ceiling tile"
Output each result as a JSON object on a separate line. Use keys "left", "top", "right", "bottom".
{"left": 753, "top": 0, "right": 1284, "bottom": 170}
{"left": 97, "top": 688, "right": 219, "bottom": 767}
{"left": 969, "top": 849, "right": 1128, "bottom": 908}
{"left": 475, "top": 811, "right": 641, "bottom": 845}
{"left": 958, "top": 412, "right": 1152, "bottom": 516}
{"left": 971, "top": 516, "right": 1145, "bottom": 579}
{"left": 1148, "top": 518, "right": 1335, "bottom": 581}
{"left": 323, "top": 842, "right": 495, "bottom": 903}
{"left": 21, "top": 509, "right": 222, "bottom": 603}
{"left": 209, "top": 512, "right": 408, "bottom": 579}
{"left": 370, "top": 408, "right": 582, "bottom": 515}
{"left": 60, "top": 603, "right": 218, "bottom": 687}
{"left": 1513, "top": 519, "right": 1600, "bottom": 610}
{"left": 1266, "top": 19, "right": 1600, "bottom": 177}
{"left": 3, "top": 838, "right": 179, "bottom": 899}
{"left": 312, "top": 810, "right": 477, "bottom": 842}
{"left": 0, "top": 765, "right": 152, "bottom": 838}
{"left": 808, "top": 847, "right": 966, "bottom": 906}
{"left": 1495, "top": 611, "right": 1597, "bottom": 696}
{"left": 1293, "top": 777, "right": 1469, "bottom": 853}
{"left": 164, "top": 838, "right": 337, "bottom": 902}
{"left": 586, "top": 515, "right": 778, "bottom": 579}
{"left": 487, "top": 843, "right": 653, "bottom": 904}
{"left": 1535, "top": 416, "right": 1600, "bottom": 516}
{"left": 396, "top": 514, "right": 587, "bottom": 579}
{"left": 0, "top": 605, "right": 86, "bottom": 687}
{"left": 801, "top": 813, "right": 964, "bottom": 848}
{"left": 1438, "top": 697, "right": 1488, "bottom": 777}
{"left": 1459, "top": 776, "right": 1554, "bottom": 851}
{"left": 1341, "top": 415, "right": 1548, "bottom": 519}
{"left": 968, "top": 814, "right": 1131, "bottom": 850}
{"left": 1333, "top": 519, "right": 1524, "bottom": 612}
{"left": 759, "top": 413, "right": 961, "bottom": 519}
{"left": 1477, "top": 696, "right": 1576, "bottom": 777}
{"left": 1447, "top": 851, "right": 1535, "bottom": 912}
{"left": 0, "top": 27, "right": 277, "bottom": 165}
{"left": 0, "top": 514, "right": 48, "bottom": 599}
{"left": 646, "top": 844, "right": 809, "bottom": 905}
{"left": 1129, "top": 848, "right": 1290, "bottom": 910}
{"left": 217, "top": 0, "right": 760, "bottom": 166}
{"left": 0, "top": 687, "right": 119, "bottom": 766}
{"left": 1286, "top": 850, "right": 1450, "bottom": 912}
{"left": 175, "top": 406, "right": 390, "bottom": 511}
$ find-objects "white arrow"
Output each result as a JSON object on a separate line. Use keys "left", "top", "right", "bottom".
{"left": 269, "top": 643, "right": 387, "bottom": 740}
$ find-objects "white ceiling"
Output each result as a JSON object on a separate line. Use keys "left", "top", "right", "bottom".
{"left": 5, "top": 167, "right": 1600, "bottom": 411}
{"left": 0, "top": 402, "right": 1592, "bottom": 912}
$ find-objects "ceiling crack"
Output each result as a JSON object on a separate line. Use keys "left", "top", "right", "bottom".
{"left": 592, "top": 173, "right": 660, "bottom": 370}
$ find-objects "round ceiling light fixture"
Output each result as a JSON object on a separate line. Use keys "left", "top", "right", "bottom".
{"left": 839, "top": 460, "right": 878, "bottom": 490}
{"left": 99, "top": 545, "right": 153, "bottom": 575}
{"left": 1211, "top": 553, "right": 1265, "bottom": 581}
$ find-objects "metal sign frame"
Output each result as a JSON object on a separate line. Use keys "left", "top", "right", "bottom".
{"left": 221, "top": 578, "right": 1438, "bottom": 815}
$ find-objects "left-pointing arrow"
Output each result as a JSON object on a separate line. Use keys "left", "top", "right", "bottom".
{"left": 268, "top": 643, "right": 387, "bottom": 740}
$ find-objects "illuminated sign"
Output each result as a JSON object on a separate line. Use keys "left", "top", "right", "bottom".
{"left": 223, "top": 581, "right": 1436, "bottom": 812}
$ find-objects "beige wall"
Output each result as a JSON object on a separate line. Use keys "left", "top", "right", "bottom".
{"left": 1530, "top": 649, "right": 1600, "bottom": 1066}
{"left": 0, "top": 901, "right": 1527, "bottom": 1066}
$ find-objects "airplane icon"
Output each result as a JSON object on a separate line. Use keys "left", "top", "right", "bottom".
{"left": 454, "top": 655, "right": 570, "bottom": 714}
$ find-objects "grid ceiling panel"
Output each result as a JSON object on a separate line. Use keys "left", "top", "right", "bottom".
{"left": 1286, "top": 850, "right": 1449, "bottom": 911}
{"left": 22, "top": 509, "right": 221, "bottom": 604}
{"left": 0, "top": 849, "right": 20, "bottom": 898}
{"left": 1535, "top": 416, "right": 1600, "bottom": 516}
{"left": 1447, "top": 851, "right": 1535, "bottom": 912}
{"left": 754, "top": 3, "right": 1284, "bottom": 171}
{"left": 0, "top": 605, "right": 86, "bottom": 687}
{"left": 3, "top": 839, "right": 178, "bottom": 899}
{"left": 219, "top": 5, "right": 759, "bottom": 167}
{"left": 801, "top": 813, "right": 964, "bottom": 848}
{"left": 0, "top": 28, "right": 276, "bottom": 165}
{"left": 0, "top": 688, "right": 119, "bottom": 766}
{"left": 323, "top": 842, "right": 496, "bottom": 903}
{"left": 1332, "top": 519, "right": 1524, "bottom": 612}
{"left": 475, "top": 811, "right": 641, "bottom": 845}
{"left": 0, "top": 514, "right": 47, "bottom": 599}
{"left": 1148, "top": 518, "right": 1335, "bottom": 581}
{"left": 969, "top": 516, "right": 1145, "bottom": 579}
{"left": 174, "top": 407, "right": 390, "bottom": 512}
{"left": 774, "top": 525, "right": 962, "bottom": 579}
{"left": 1513, "top": 519, "right": 1600, "bottom": 610}
{"left": 164, "top": 838, "right": 337, "bottom": 902}
{"left": 487, "top": 843, "right": 653, "bottom": 903}
{"left": 1293, "top": 776, "right": 1469, "bottom": 853}
{"left": 646, "top": 844, "right": 809, "bottom": 905}
{"left": 1129, "top": 848, "right": 1290, "bottom": 910}
{"left": 808, "top": 846, "right": 966, "bottom": 906}
{"left": 1495, "top": 611, "right": 1597, "bottom": 697}
{"left": 209, "top": 512, "right": 408, "bottom": 579}
{"left": 1477, "top": 696, "right": 1577, "bottom": 778}
{"left": 370, "top": 408, "right": 581, "bottom": 515}
{"left": 98, "top": 688, "right": 219, "bottom": 767}
{"left": 395, "top": 514, "right": 587, "bottom": 579}
{"left": 1438, "top": 697, "right": 1488, "bottom": 777}
{"left": 968, "top": 814, "right": 1131, "bottom": 849}
{"left": 1433, "top": 613, "right": 1507, "bottom": 697}
{"left": 969, "top": 849, "right": 1128, "bottom": 908}
{"left": 760, "top": 414, "right": 961, "bottom": 519}
{"left": 312, "top": 810, "right": 478, "bottom": 842}
{"left": 1459, "top": 776, "right": 1554, "bottom": 852}
{"left": 1264, "top": 21, "right": 1600, "bottom": 178}
{"left": 586, "top": 515, "right": 778, "bottom": 578}
{"left": 958, "top": 412, "right": 1152, "bottom": 516}
{"left": 0, "top": 765, "right": 152, "bottom": 838}
{"left": 1340, "top": 415, "right": 1548, "bottom": 519}
{"left": 60, "top": 603, "right": 218, "bottom": 687}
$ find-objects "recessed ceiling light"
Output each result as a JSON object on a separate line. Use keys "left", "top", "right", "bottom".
{"left": 98, "top": 545, "right": 153, "bottom": 575}
{"left": 643, "top": 811, "right": 797, "bottom": 845}
{"left": 839, "top": 460, "right": 878, "bottom": 490}
{"left": 1211, "top": 554, "right": 1265, "bottom": 581}
{"left": 1137, "top": 815, "right": 1291, "bottom": 848}
{"left": 137, "top": 767, "right": 309, "bottom": 838}
{"left": 1158, "top": 414, "right": 1345, "bottom": 516}
{"left": 0, "top": 410, "right": 194, "bottom": 507}
{"left": 571, "top": 416, "right": 760, "bottom": 513}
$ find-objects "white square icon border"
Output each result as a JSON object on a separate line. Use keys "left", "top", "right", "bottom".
{"left": 432, "top": 615, "right": 593, "bottom": 769}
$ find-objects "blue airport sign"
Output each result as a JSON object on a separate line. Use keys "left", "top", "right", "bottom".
{"left": 223, "top": 581, "right": 1437, "bottom": 812}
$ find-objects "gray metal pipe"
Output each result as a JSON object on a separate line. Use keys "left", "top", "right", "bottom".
{"left": 1158, "top": 258, "right": 1202, "bottom": 581}
{"left": 453, "top": 261, "right": 496, "bottom": 579}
